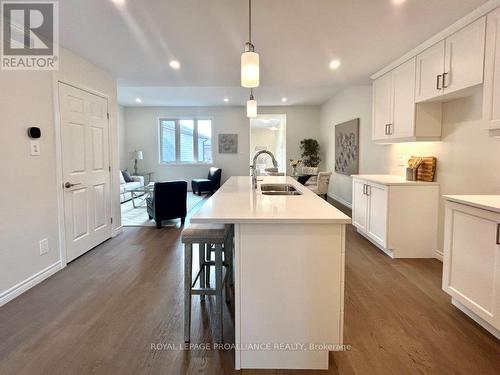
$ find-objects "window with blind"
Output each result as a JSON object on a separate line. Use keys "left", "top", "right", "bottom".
{"left": 159, "top": 119, "right": 212, "bottom": 164}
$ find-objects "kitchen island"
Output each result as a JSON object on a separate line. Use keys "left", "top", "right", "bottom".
{"left": 190, "top": 176, "right": 351, "bottom": 370}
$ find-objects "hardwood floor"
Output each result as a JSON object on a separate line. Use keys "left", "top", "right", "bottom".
{"left": 0, "top": 202, "right": 499, "bottom": 375}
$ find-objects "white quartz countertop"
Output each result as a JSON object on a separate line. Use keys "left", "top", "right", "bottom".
{"left": 351, "top": 174, "right": 439, "bottom": 186}
{"left": 190, "top": 176, "right": 351, "bottom": 224}
{"left": 443, "top": 195, "right": 500, "bottom": 213}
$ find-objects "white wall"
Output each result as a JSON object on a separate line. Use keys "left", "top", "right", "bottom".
{"left": 0, "top": 47, "right": 119, "bottom": 305}
{"left": 320, "top": 85, "right": 500, "bottom": 252}
{"left": 320, "top": 86, "right": 390, "bottom": 206}
{"left": 121, "top": 105, "right": 320, "bottom": 186}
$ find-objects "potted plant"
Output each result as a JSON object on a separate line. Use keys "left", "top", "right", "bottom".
{"left": 300, "top": 139, "right": 321, "bottom": 167}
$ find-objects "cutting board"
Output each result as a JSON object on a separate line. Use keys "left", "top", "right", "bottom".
{"left": 409, "top": 156, "right": 437, "bottom": 182}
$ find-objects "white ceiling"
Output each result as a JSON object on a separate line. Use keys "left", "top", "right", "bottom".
{"left": 58, "top": 0, "right": 489, "bottom": 106}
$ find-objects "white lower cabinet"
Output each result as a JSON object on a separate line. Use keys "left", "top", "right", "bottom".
{"left": 442, "top": 200, "right": 500, "bottom": 338}
{"left": 352, "top": 176, "right": 439, "bottom": 258}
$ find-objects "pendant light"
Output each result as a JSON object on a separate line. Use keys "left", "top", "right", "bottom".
{"left": 247, "top": 89, "right": 257, "bottom": 118}
{"left": 241, "top": 0, "right": 259, "bottom": 88}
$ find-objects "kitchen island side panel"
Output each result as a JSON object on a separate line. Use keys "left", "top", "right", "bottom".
{"left": 234, "top": 223, "right": 345, "bottom": 370}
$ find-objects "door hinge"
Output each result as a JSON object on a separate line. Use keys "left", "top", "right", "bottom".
{"left": 111, "top": 217, "right": 113, "bottom": 224}
{"left": 107, "top": 113, "right": 110, "bottom": 119}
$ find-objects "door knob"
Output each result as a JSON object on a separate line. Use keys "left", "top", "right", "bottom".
{"left": 64, "top": 182, "right": 81, "bottom": 188}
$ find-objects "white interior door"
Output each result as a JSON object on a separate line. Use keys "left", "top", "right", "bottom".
{"left": 59, "top": 82, "right": 112, "bottom": 262}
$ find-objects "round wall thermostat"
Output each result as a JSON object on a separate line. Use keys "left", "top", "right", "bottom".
{"left": 28, "top": 127, "right": 41, "bottom": 139}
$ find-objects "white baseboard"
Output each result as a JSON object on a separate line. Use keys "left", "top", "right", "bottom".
{"left": 327, "top": 193, "right": 352, "bottom": 209}
{"left": 0, "top": 261, "right": 62, "bottom": 307}
{"left": 113, "top": 225, "right": 123, "bottom": 237}
{"left": 435, "top": 250, "right": 444, "bottom": 262}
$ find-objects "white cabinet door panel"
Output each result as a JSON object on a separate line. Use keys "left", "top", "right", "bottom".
{"left": 444, "top": 17, "right": 486, "bottom": 95}
{"left": 415, "top": 41, "right": 445, "bottom": 102}
{"left": 392, "top": 58, "right": 416, "bottom": 139}
{"left": 372, "top": 73, "right": 393, "bottom": 140}
{"left": 367, "top": 184, "right": 388, "bottom": 247}
{"left": 352, "top": 180, "right": 368, "bottom": 232}
{"left": 443, "top": 202, "right": 500, "bottom": 328}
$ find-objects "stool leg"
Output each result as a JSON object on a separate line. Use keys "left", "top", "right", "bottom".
{"left": 199, "top": 243, "right": 206, "bottom": 301}
{"left": 184, "top": 243, "right": 192, "bottom": 343}
{"left": 205, "top": 245, "right": 211, "bottom": 286}
{"left": 224, "top": 236, "right": 232, "bottom": 303}
{"left": 215, "top": 243, "right": 223, "bottom": 343}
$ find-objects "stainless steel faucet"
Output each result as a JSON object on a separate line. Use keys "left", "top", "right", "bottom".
{"left": 250, "top": 150, "right": 278, "bottom": 189}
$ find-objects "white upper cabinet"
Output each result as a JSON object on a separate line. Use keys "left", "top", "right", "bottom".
{"left": 415, "top": 41, "right": 446, "bottom": 102}
{"left": 392, "top": 59, "right": 417, "bottom": 139}
{"left": 415, "top": 17, "right": 486, "bottom": 103}
{"left": 444, "top": 17, "right": 486, "bottom": 95}
{"left": 372, "top": 72, "right": 393, "bottom": 141}
{"left": 372, "top": 58, "right": 442, "bottom": 142}
{"left": 483, "top": 7, "right": 500, "bottom": 133}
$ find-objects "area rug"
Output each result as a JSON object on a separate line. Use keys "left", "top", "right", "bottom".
{"left": 121, "top": 192, "right": 206, "bottom": 227}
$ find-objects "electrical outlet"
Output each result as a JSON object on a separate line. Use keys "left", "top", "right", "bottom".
{"left": 39, "top": 238, "right": 48, "bottom": 255}
{"left": 397, "top": 159, "right": 406, "bottom": 167}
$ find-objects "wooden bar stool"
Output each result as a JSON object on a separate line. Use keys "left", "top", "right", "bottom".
{"left": 182, "top": 223, "right": 232, "bottom": 343}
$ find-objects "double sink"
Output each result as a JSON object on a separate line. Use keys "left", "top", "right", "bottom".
{"left": 260, "top": 184, "right": 302, "bottom": 196}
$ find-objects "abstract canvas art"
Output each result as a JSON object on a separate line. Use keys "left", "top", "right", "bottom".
{"left": 335, "top": 118, "right": 359, "bottom": 175}
{"left": 218, "top": 134, "right": 238, "bottom": 154}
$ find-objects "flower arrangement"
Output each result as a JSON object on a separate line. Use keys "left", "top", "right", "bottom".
{"left": 289, "top": 159, "right": 302, "bottom": 176}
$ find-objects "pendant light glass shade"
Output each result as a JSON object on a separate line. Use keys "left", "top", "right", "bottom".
{"left": 247, "top": 92, "right": 257, "bottom": 118}
{"left": 241, "top": 49, "right": 260, "bottom": 88}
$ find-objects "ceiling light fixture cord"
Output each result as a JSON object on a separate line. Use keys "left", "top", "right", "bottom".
{"left": 249, "top": 0, "right": 252, "bottom": 43}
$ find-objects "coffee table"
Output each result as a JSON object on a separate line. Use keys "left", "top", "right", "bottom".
{"left": 126, "top": 183, "right": 155, "bottom": 208}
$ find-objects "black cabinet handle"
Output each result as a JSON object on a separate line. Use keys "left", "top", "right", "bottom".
{"left": 496, "top": 223, "right": 500, "bottom": 245}
{"left": 442, "top": 72, "right": 449, "bottom": 88}
{"left": 436, "top": 74, "right": 442, "bottom": 90}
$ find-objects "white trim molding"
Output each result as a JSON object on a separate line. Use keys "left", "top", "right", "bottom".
{"left": 435, "top": 250, "right": 444, "bottom": 262}
{"left": 371, "top": 0, "right": 500, "bottom": 79}
{"left": 0, "top": 261, "right": 63, "bottom": 307}
{"left": 328, "top": 193, "right": 352, "bottom": 210}
{"left": 113, "top": 225, "right": 123, "bottom": 237}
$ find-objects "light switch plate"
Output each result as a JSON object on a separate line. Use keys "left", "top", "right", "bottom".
{"left": 39, "top": 238, "right": 48, "bottom": 255}
{"left": 30, "top": 140, "right": 41, "bottom": 156}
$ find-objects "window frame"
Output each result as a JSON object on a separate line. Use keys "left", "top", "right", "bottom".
{"left": 158, "top": 117, "right": 214, "bottom": 166}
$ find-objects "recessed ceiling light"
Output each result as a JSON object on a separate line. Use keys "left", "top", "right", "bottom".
{"left": 169, "top": 60, "right": 180, "bottom": 70}
{"left": 135, "top": 97, "right": 142, "bottom": 103}
{"left": 111, "top": 0, "right": 125, "bottom": 5}
{"left": 281, "top": 97, "right": 287, "bottom": 102}
{"left": 224, "top": 98, "right": 229, "bottom": 102}
{"left": 329, "top": 59, "right": 341, "bottom": 70}
{"left": 392, "top": 0, "right": 406, "bottom": 4}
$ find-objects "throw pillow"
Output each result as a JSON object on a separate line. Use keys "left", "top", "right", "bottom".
{"left": 122, "top": 170, "right": 134, "bottom": 183}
